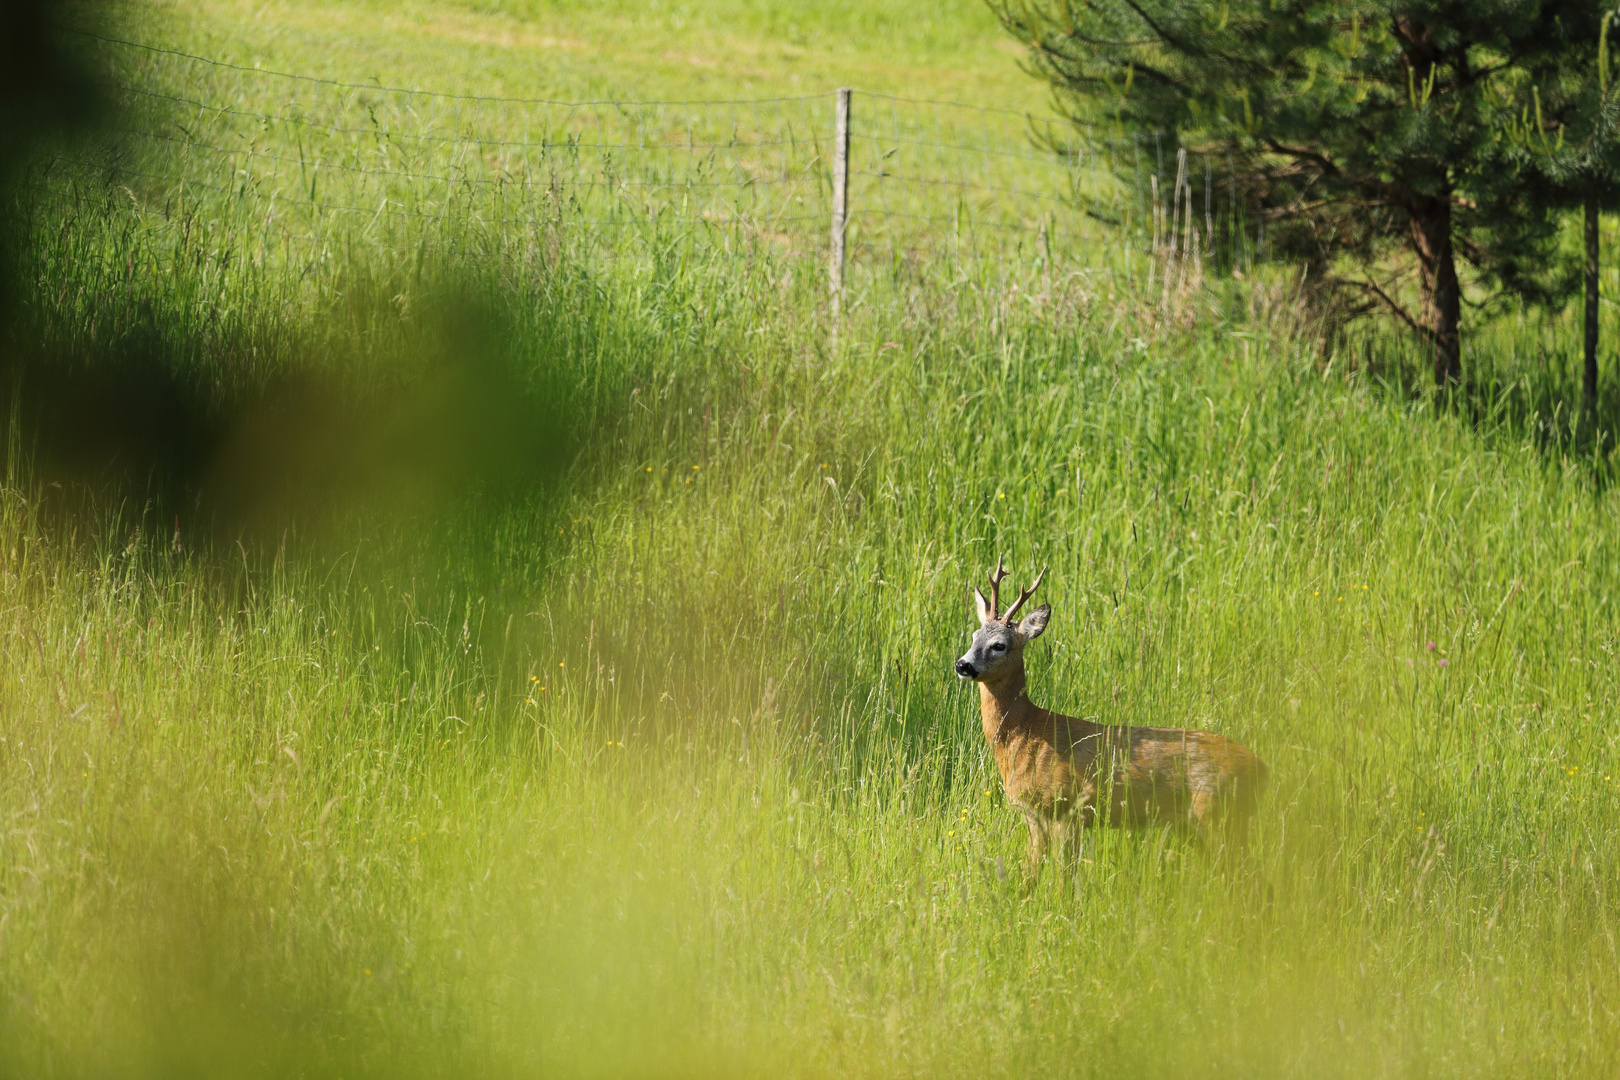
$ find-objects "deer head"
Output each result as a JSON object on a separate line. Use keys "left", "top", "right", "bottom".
{"left": 955, "top": 558, "right": 1050, "bottom": 682}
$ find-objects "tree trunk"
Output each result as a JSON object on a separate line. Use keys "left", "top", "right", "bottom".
{"left": 1585, "top": 196, "right": 1599, "bottom": 409}
{"left": 1410, "top": 194, "right": 1461, "bottom": 386}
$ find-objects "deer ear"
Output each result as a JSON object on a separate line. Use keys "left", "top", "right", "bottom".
{"left": 973, "top": 588, "right": 993, "bottom": 625}
{"left": 1017, "top": 603, "right": 1051, "bottom": 639}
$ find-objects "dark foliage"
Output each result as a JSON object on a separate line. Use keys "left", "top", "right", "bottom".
{"left": 991, "top": 0, "right": 1611, "bottom": 384}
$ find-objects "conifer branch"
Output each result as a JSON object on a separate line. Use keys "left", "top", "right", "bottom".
{"left": 1343, "top": 274, "right": 1433, "bottom": 344}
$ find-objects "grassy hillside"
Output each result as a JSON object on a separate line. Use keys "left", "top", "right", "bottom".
{"left": 141, "top": 0, "right": 1043, "bottom": 104}
{"left": 4, "top": 3, "right": 1620, "bottom": 1078}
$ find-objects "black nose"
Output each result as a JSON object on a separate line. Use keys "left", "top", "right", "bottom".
{"left": 955, "top": 659, "right": 977, "bottom": 678}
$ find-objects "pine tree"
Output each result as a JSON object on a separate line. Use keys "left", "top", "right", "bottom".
{"left": 1501, "top": 13, "right": 1620, "bottom": 407}
{"left": 990, "top": 0, "right": 1603, "bottom": 385}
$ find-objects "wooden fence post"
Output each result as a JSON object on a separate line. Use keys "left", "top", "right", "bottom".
{"left": 830, "top": 88, "right": 851, "bottom": 320}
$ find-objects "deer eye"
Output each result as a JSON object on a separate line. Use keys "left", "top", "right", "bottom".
{"left": 990, "top": 642, "right": 1006, "bottom": 653}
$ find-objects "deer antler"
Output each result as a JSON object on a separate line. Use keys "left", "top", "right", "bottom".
{"left": 1002, "top": 565, "right": 1046, "bottom": 624}
{"left": 986, "top": 556, "right": 1010, "bottom": 620}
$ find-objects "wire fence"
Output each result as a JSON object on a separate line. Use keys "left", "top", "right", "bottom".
{"left": 54, "top": 32, "right": 1266, "bottom": 292}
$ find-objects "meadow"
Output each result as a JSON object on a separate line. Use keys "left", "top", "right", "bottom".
{"left": 4, "top": 2, "right": 1620, "bottom": 1077}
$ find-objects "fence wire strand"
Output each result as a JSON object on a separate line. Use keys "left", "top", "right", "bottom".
{"left": 53, "top": 33, "right": 1261, "bottom": 278}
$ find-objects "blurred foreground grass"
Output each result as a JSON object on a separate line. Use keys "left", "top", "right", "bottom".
{"left": 4, "top": 3, "right": 1620, "bottom": 1078}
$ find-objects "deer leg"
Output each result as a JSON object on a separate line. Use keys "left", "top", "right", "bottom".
{"left": 1049, "top": 816, "right": 1083, "bottom": 874}
{"left": 1191, "top": 791, "right": 1252, "bottom": 870}
{"left": 1188, "top": 790, "right": 1223, "bottom": 856}
{"left": 1068, "top": 815, "right": 1088, "bottom": 868}
{"left": 1021, "top": 813, "right": 1048, "bottom": 888}
{"left": 1049, "top": 819, "right": 1070, "bottom": 869}
{"left": 1222, "top": 811, "right": 1252, "bottom": 861}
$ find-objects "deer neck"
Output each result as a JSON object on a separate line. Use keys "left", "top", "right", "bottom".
{"left": 979, "top": 663, "right": 1037, "bottom": 744}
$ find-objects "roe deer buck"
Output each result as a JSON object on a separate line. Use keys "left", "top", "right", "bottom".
{"left": 955, "top": 560, "right": 1268, "bottom": 882}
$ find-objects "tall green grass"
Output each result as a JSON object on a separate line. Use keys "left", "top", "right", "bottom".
{"left": 5, "top": 7, "right": 1620, "bottom": 1079}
